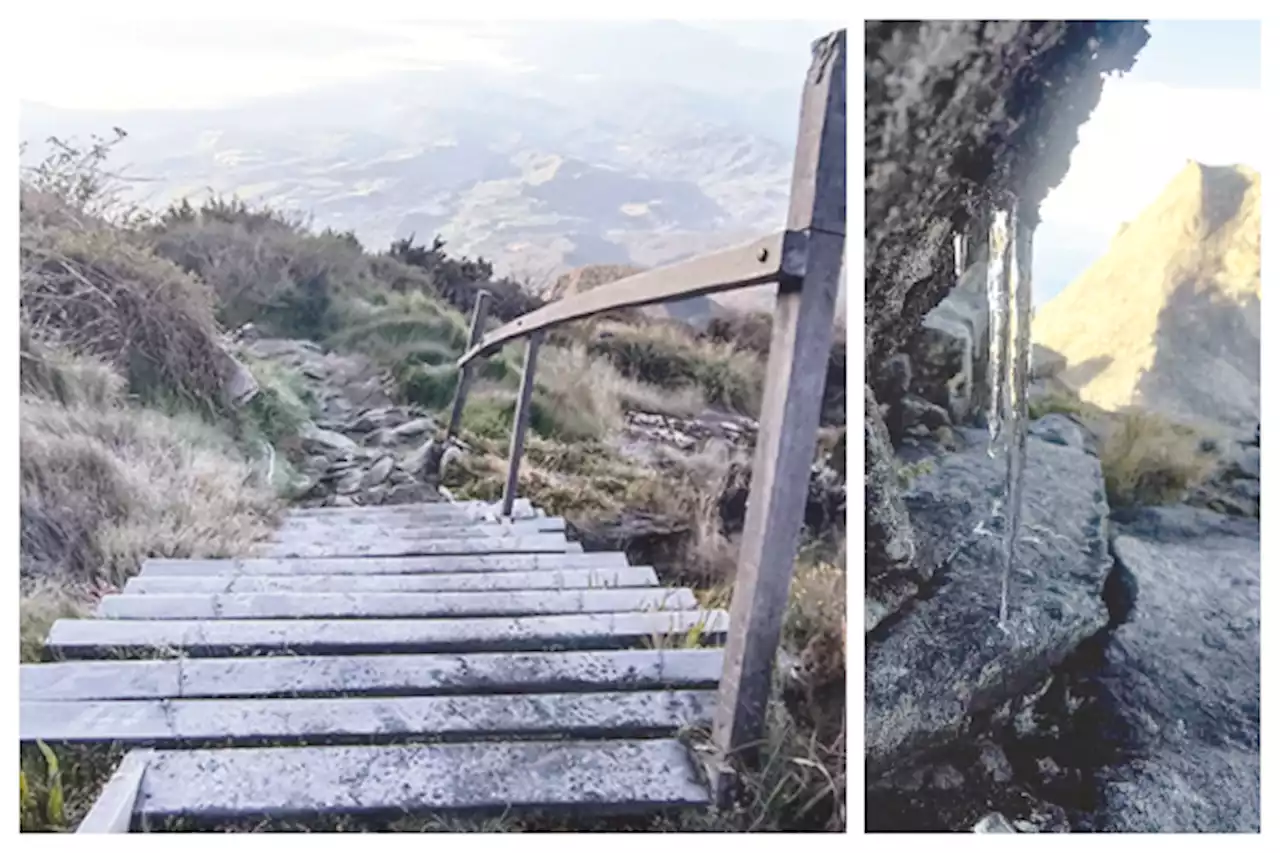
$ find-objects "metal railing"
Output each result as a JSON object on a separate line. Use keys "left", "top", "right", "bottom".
{"left": 448, "top": 29, "right": 846, "bottom": 801}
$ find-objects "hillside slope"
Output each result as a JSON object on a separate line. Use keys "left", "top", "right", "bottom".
{"left": 1033, "top": 161, "right": 1260, "bottom": 431}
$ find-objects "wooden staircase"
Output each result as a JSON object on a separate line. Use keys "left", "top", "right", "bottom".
{"left": 20, "top": 500, "right": 729, "bottom": 831}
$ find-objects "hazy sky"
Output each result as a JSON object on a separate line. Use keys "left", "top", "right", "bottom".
{"left": 1035, "top": 20, "right": 1263, "bottom": 305}
{"left": 16, "top": 18, "right": 1263, "bottom": 307}
{"left": 15, "top": 19, "right": 832, "bottom": 110}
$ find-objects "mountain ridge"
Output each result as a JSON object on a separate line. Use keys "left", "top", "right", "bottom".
{"left": 1033, "top": 160, "right": 1261, "bottom": 432}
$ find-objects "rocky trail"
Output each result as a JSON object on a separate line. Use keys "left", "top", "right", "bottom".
{"left": 238, "top": 336, "right": 454, "bottom": 508}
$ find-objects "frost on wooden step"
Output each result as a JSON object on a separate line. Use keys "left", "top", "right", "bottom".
{"left": 46, "top": 610, "right": 731, "bottom": 658}
{"left": 272, "top": 517, "right": 565, "bottom": 540}
{"left": 22, "top": 689, "right": 715, "bottom": 747}
{"left": 256, "top": 533, "right": 572, "bottom": 559}
{"left": 133, "top": 738, "right": 709, "bottom": 822}
{"left": 140, "top": 552, "right": 628, "bottom": 577}
{"left": 21, "top": 649, "right": 726, "bottom": 702}
{"left": 122, "top": 567, "right": 660, "bottom": 595}
{"left": 286, "top": 498, "right": 536, "bottom": 520}
{"left": 95, "top": 588, "right": 700, "bottom": 620}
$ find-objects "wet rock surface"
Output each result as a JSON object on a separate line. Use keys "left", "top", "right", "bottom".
{"left": 866, "top": 422, "right": 1111, "bottom": 778}
{"left": 1087, "top": 505, "right": 1260, "bottom": 832}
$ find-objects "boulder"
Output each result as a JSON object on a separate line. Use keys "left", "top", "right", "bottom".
{"left": 866, "top": 426, "right": 1111, "bottom": 778}
{"left": 1088, "top": 506, "right": 1260, "bottom": 832}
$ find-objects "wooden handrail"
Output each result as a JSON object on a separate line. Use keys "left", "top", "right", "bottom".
{"left": 443, "top": 29, "right": 846, "bottom": 811}
{"left": 456, "top": 231, "right": 786, "bottom": 367}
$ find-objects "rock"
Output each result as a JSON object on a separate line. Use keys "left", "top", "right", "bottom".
{"left": 872, "top": 354, "right": 913, "bottom": 447}
{"left": 976, "top": 739, "right": 1013, "bottom": 783}
{"left": 866, "top": 427, "right": 1111, "bottom": 778}
{"left": 364, "top": 429, "right": 393, "bottom": 448}
{"left": 300, "top": 424, "right": 359, "bottom": 457}
{"left": 1028, "top": 413, "right": 1094, "bottom": 455}
{"left": 1012, "top": 820, "right": 1038, "bottom": 833}
{"left": 864, "top": 385, "right": 920, "bottom": 633}
{"left": 335, "top": 470, "right": 365, "bottom": 495}
{"left": 901, "top": 395, "right": 951, "bottom": 432}
{"left": 1187, "top": 439, "right": 1261, "bottom": 518}
{"left": 390, "top": 417, "right": 435, "bottom": 441}
{"left": 1232, "top": 445, "right": 1260, "bottom": 480}
{"left": 363, "top": 455, "right": 395, "bottom": 489}
{"left": 972, "top": 812, "right": 1017, "bottom": 833}
{"left": 1089, "top": 506, "right": 1259, "bottom": 832}
{"left": 347, "top": 408, "right": 399, "bottom": 433}
{"left": 929, "top": 764, "right": 966, "bottom": 791}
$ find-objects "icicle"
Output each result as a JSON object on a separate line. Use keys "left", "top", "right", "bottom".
{"left": 954, "top": 231, "right": 967, "bottom": 279}
{"left": 985, "top": 210, "right": 1013, "bottom": 457}
{"left": 997, "top": 207, "right": 1034, "bottom": 631}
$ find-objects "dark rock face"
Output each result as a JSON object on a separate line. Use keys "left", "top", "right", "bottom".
{"left": 864, "top": 385, "right": 919, "bottom": 632}
{"left": 1088, "top": 506, "right": 1260, "bottom": 832}
{"left": 864, "top": 20, "right": 1149, "bottom": 370}
{"left": 866, "top": 424, "right": 1112, "bottom": 777}
{"left": 1187, "top": 430, "right": 1261, "bottom": 518}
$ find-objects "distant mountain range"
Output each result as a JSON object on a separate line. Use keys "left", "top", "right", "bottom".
{"left": 21, "top": 22, "right": 840, "bottom": 294}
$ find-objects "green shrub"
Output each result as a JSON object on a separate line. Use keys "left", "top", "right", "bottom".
{"left": 401, "top": 364, "right": 460, "bottom": 411}
{"left": 236, "top": 358, "right": 313, "bottom": 449}
{"left": 148, "top": 197, "right": 374, "bottom": 340}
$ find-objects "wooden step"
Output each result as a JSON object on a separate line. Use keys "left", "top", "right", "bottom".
{"left": 256, "top": 532, "right": 573, "bottom": 559}
{"left": 140, "top": 553, "right": 628, "bottom": 577}
{"left": 121, "top": 567, "right": 660, "bottom": 595}
{"left": 46, "top": 610, "right": 730, "bottom": 658}
{"left": 285, "top": 498, "right": 536, "bottom": 520}
{"left": 96, "top": 588, "right": 699, "bottom": 620}
{"left": 22, "top": 689, "right": 714, "bottom": 747}
{"left": 21, "top": 649, "right": 725, "bottom": 701}
{"left": 274, "top": 517, "right": 565, "bottom": 537}
{"left": 130, "top": 739, "right": 710, "bottom": 825}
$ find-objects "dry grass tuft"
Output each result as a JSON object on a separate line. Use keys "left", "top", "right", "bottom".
{"left": 587, "top": 320, "right": 764, "bottom": 415}
{"left": 1100, "top": 410, "right": 1216, "bottom": 507}
{"left": 20, "top": 190, "right": 228, "bottom": 410}
{"left": 20, "top": 348, "right": 280, "bottom": 608}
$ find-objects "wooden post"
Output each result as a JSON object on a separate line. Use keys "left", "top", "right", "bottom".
{"left": 710, "top": 29, "right": 845, "bottom": 798}
{"left": 446, "top": 290, "right": 492, "bottom": 440}
{"left": 501, "top": 331, "right": 543, "bottom": 518}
